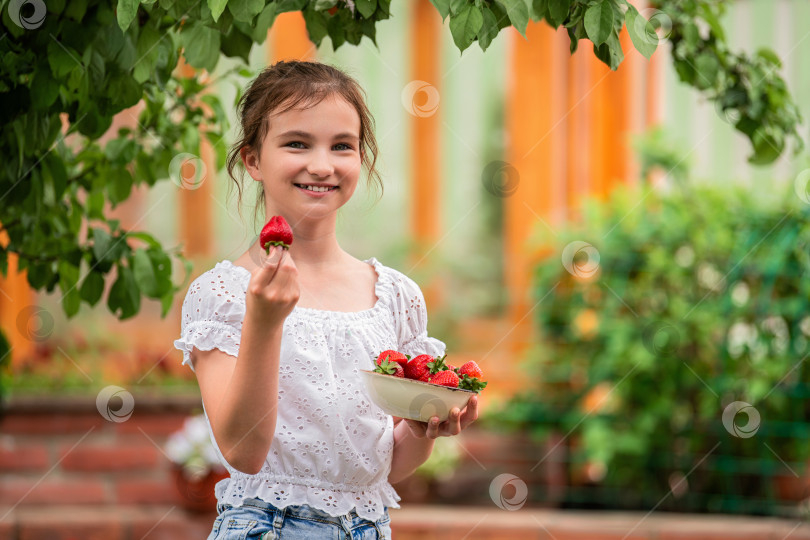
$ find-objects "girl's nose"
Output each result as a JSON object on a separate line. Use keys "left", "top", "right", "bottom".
{"left": 306, "top": 149, "right": 334, "bottom": 178}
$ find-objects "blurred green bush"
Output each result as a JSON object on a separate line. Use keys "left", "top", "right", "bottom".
{"left": 495, "top": 178, "right": 810, "bottom": 515}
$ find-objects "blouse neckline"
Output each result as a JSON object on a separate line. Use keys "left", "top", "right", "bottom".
{"left": 216, "top": 257, "right": 387, "bottom": 322}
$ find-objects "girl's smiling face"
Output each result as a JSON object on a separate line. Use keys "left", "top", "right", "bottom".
{"left": 243, "top": 94, "right": 363, "bottom": 222}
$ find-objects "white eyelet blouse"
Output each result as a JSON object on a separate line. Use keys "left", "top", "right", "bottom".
{"left": 172, "top": 257, "right": 446, "bottom": 521}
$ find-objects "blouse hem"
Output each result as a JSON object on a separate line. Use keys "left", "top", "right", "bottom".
{"left": 214, "top": 475, "right": 401, "bottom": 522}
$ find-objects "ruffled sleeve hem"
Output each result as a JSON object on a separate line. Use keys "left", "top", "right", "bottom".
{"left": 214, "top": 475, "right": 401, "bottom": 522}
{"left": 399, "top": 333, "right": 447, "bottom": 359}
{"left": 173, "top": 320, "right": 240, "bottom": 373}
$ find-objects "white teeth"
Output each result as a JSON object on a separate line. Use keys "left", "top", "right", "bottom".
{"left": 297, "top": 184, "right": 335, "bottom": 192}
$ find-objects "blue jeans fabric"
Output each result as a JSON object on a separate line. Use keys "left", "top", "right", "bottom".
{"left": 207, "top": 497, "right": 392, "bottom": 539}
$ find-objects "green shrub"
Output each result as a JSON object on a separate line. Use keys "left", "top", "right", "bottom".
{"left": 496, "top": 180, "right": 810, "bottom": 515}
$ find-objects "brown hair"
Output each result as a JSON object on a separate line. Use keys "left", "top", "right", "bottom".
{"left": 225, "top": 60, "right": 383, "bottom": 229}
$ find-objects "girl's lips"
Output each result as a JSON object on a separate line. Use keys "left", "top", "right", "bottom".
{"left": 295, "top": 184, "right": 339, "bottom": 198}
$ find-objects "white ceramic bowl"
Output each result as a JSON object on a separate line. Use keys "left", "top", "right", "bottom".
{"left": 359, "top": 369, "right": 476, "bottom": 422}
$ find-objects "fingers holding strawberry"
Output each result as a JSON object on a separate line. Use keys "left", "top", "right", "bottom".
{"left": 246, "top": 216, "right": 300, "bottom": 328}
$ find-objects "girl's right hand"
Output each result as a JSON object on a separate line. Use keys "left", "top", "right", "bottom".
{"left": 245, "top": 246, "right": 300, "bottom": 329}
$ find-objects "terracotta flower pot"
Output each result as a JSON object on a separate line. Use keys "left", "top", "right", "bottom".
{"left": 171, "top": 464, "right": 230, "bottom": 512}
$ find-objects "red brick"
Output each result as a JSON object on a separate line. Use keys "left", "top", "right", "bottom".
{"left": 543, "top": 531, "right": 651, "bottom": 540}
{"left": 0, "top": 478, "right": 108, "bottom": 505}
{"left": 15, "top": 506, "right": 123, "bottom": 540}
{"left": 20, "top": 521, "right": 122, "bottom": 540}
{"left": 59, "top": 443, "right": 159, "bottom": 472}
{"left": 112, "top": 414, "right": 186, "bottom": 436}
{"left": 115, "top": 479, "right": 177, "bottom": 505}
{"left": 129, "top": 509, "right": 215, "bottom": 540}
{"left": 0, "top": 515, "right": 16, "bottom": 539}
{"left": 0, "top": 414, "right": 104, "bottom": 435}
{"left": 0, "top": 444, "right": 50, "bottom": 471}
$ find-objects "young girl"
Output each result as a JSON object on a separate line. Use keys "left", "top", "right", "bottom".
{"left": 173, "top": 60, "right": 479, "bottom": 539}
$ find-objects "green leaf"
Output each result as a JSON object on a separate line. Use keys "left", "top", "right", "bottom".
{"left": 327, "top": 9, "right": 348, "bottom": 50}
{"left": 221, "top": 26, "right": 253, "bottom": 62}
{"left": 584, "top": 1, "right": 612, "bottom": 46}
{"left": 314, "top": 0, "right": 338, "bottom": 9}
{"left": 43, "top": 153, "right": 68, "bottom": 202}
{"left": 488, "top": 0, "right": 513, "bottom": 30}
{"left": 92, "top": 227, "right": 113, "bottom": 263}
{"left": 303, "top": 6, "right": 329, "bottom": 46}
{"left": 625, "top": 4, "right": 656, "bottom": 60}
{"left": 478, "top": 6, "right": 500, "bottom": 51}
{"left": 116, "top": 0, "right": 139, "bottom": 31}
{"left": 179, "top": 22, "right": 220, "bottom": 71}
{"left": 699, "top": 4, "right": 726, "bottom": 42}
{"left": 79, "top": 271, "right": 105, "bottom": 307}
{"left": 749, "top": 127, "right": 783, "bottom": 165}
{"left": 429, "top": 0, "right": 451, "bottom": 20}
{"left": 228, "top": 0, "right": 265, "bottom": 23}
{"left": 274, "top": 0, "right": 307, "bottom": 14}
{"left": 756, "top": 47, "right": 782, "bottom": 68}
{"left": 530, "top": 0, "right": 547, "bottom": 21}
{"left": 108, "top": 167, "right": 134, "bottom": 206}
{"left": 547, "top": 0, "right": 568, "bottom": 27}
{"left": 449, "top": 0, "right": 467, "bottom": 15}
{"left": 65, "top": 0, "right": 89, "bottom": 21}
{"left": 355, "top": 0, "right": 377, "bottom": 18}
{"left": 693, "top": 53, "right": 719, "bottom": 90}
{"left": 449, "top": 4, "right": 484, "bottom": 53}
{"left": 133, "top": 249, "right": 159, "bottom": 297}
{"left": 86, "top": 189, "right": 105, "bottom": 219}
{"left": 47, "top": 40, "right": 80, "bottom": 79}
{"left": 30, "top": 66, "right": 60, "bottom": 110}
{"left": 58, "top": 260, "right": 81, "bottom": 317}
{"left": 594, "top": 30, "right": 623, "bottom": 70}
{"left": 208, "top": 0, "right": 228, "bottom": 22}
{"left": 495, "top": 0, "right": 529, "bottom": 39}
{"left": 108, "top": 261, "right": 140, "bottom": 319}
{"left": 251, "top": 3, "right": 279, "bottom": 43}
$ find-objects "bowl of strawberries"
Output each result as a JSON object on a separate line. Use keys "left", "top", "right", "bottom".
{"left": 360, "top": 350, "right": 487, "bottom": 422}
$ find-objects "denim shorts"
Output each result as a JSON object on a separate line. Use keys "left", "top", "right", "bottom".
{"left": 207, "top": 496, "right": 392, "bottom": 539}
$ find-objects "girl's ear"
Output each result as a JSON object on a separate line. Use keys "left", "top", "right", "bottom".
{"left": 241, "top": 146, "right": 262, "bottom": 181}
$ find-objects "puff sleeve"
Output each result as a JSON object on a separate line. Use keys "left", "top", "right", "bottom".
{"left": 392, "top": 273, "right": 447, "bottom": 359}
{"left": 172, "top": 269, "right": 246, "bottom": 373}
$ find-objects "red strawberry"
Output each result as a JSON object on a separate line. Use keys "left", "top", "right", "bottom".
{"left": 404, "top": 354, "right": 448, "bottom": 382}
{"left": 429, "top": 370, "right": 459, "bottom": 388}
{"left": 457, "top": 361, "right": 488, "bottom": 392}
{"left": 458, "top": 361, "right": 483, "bottom": 379}
{"left": 373, "top": 359, "right": 404, "bottom": 378}
{"left": 260, "top": 215, "right": 293, "bottom": 253}
{"left": 376, "top": 350, "right": 409, "bottom": 368}
{"left": 404, "top": 354, "right": 432, "bottom": 382}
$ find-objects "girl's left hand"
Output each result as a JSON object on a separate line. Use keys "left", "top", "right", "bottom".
{"left": 403, "top": 395, "right": 479, "bottom": 439}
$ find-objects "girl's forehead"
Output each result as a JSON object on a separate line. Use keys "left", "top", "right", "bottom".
{"left": 267, "top": 96, "right": 360, "bottom": 132}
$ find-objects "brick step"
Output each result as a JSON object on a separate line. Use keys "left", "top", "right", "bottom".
{"left": 1, "top": 504, "right": 807, "bottom": 540}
